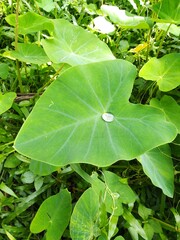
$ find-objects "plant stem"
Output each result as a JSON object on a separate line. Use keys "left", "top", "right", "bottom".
{"left": 146, "top": 28, "right": 152, "bottom": 62}
{"left": 35, "top": 64, "right": 65, "bottom": 96}
{"left": 150, "top": 216, "right": 178, "bottom": 232}
{"left": 71, "top": 164, "right": 93, "bottom": 185}
{"left": 156, "top": 23, "right": 172, "bottom": 58}
{"left": 15, "top": 0, "right": 23, "bottom": 92}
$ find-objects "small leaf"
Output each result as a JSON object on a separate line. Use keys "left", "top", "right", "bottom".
{"left": 0, "top": 182, "right": 18, "bottom": 198}
{"left": 4, "top": 154, "right": 21, "bottom": 168}
{"left": 123, "top": 208, "right": 148, "bottom": 239}
{"left": 139, "top": 53, "right": 180, "bottom": 91}
{"left": 0, "top": 92, "right": 16, "bottom": 115}
{"left": 21, "top": 171, "right": 35, "bottom": 184}
{"left": 144, "top": 223, "right": 154, "bottom": 240}
{"left": 0, "top": 63, "right": 9, "bottom": 79}
{"left": 150, "top": 95, "right": 180, "bottom": 133}
{"left": 35, "top": 0, "right": 56, "bottom": 12}
{"left": 101, "top": 5, "right": 153, "bottom": 29}
{"left": 103, "top": 171, "right": 136, "bottom": 204}
{"left": 9, "top": 43, "right": 50, "bottom": 65}
{"left": 138, "top": 203, "right": 153, "bottom": 220}
{"left": 170, "top": 208, "right": 180, "bottom": 231}
{"left": 70, "top": 188, "right": 100, "bottom": 240}
{"left": 137, "top": 145, "right": 174, "bottom": 197}
{"left": 30, "top": 189, "right": 72, "bottom": 239}
{"left": 34, "top": 176, "right": 44, "bottom": 191}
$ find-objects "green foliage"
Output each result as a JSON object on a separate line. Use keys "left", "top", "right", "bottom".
{"left": 152, "top": 0, "right": 180, "bottom": 24}
{"left": 14, "top": 59, "right": 177, "bottom": 167}
{"left": 30, "top": 189, "right": 72, "bottom": 239}
{"left": 0, "top": 0, "right": 179, "bottom": 239}
{"left": 0, "top": 92, "right": 16, "bottom": 115}
{"left": 139, "top": 53, "right": 180, "bottom": 91}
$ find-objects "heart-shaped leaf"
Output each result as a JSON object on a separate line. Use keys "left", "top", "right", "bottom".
{"left": 101, "top": 5, "right": 153, "bottom": 29}
{"left": 14, "top": 60, "right": 177, "bottom": 167}
{"left": 139, "top": 53, "right": 180, "bottom": 91}
{"left": 30, "top": 189, "right": 72, "bottom": 239}
{"left": 0, "top": 92, "right": 16, "bottom": 115}
{"left": 150, "top": 95, "right": 180, "bottom": 133}
{"left": 152, "top": 0, "right": 180, "bottom": 24}
{"left": 41, "top": 19, "right": 115, "bottom": 65}
{"left": 137, "top": 145, "right": 174, "bottom": 197}
{"left": 9, "top": 43, "right": 50, "bottom": 65}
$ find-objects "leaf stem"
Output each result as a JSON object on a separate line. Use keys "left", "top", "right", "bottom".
{"left": 150, "top": 216, "right": 178, "bottom": 232}
{"left": 156, "top": 23, "right": 172, "bottom": 58}
{"left": 71, "top": 164, "right": 93, "bottom": 185}
{"left": 15, "top": 0, "right": 23, "bottom": 92}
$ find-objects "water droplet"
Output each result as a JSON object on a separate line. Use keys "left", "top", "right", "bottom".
{"left": 102, "top": 113, "right": 114, "bottom": 122}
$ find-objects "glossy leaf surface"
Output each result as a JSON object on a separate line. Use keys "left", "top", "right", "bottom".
{"left": 14, "top": 60, "right": 177, "bottom": 167}
{"left": 137, "top": 145, "right": 174, "bottom": 197}
{"left": 9, "top": 43, "right": 50, "bottom": 65}
{"left": 101, "top": 5, "right": 152, "bottom": 29}
{"left": 150, "top": 95, "right": 180, "bottom": 133}
{"left": 139, "top": 53, "right": 180, "bottom": 91}
{"left": 30, "top": 189, "right": 72, "bottom": 239}
{"left": 42, "top": 19, "right": 115, "bottom": 65}
{"left": 153, "top": 0, "right": 180, "bottom": 24}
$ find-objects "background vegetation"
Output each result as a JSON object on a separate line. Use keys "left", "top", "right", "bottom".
{"left": 0, "top": 0, "right": 179, "bottom": 239}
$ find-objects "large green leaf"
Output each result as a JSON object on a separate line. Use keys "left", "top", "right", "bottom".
{"left": 14, "top": 60, "right": 177, "bottom": 167}
{"left": 30, "top": 189, "right": 72, "bottom": 239}
{"left": 150, "top": 95, "right": 180, "bottom": 133}
{"left": 9, "top": 43, "right": 50, "bottom": 65}
{"left": 0, "top": 92, "right": 16, "bottom": 115}
{"left": 101, "top": 5, "right": 153, "bottom": 29}
{"left": 5, "top": 12, "right": 54, "bottom": 35}
{"left": 41, "top": 19, "right": 115, "bottom": 65}
{"left": 137, "top": 145, "right": 174, "bottom": 197}
{"left": 152, "top": 0, "right": 180, "bottom": 24}
{"left": 139, "top": 53, "right": 180, "bottom": 91}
